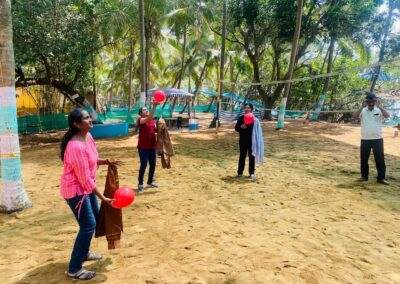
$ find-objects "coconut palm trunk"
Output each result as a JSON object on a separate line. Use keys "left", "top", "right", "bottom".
{"left": 0, "top": 0, "right": 31, "bottom": 213}
{"left": 139, "top": 0, "right": 146, "bottom": 106}
{"left": 276, "top": 0, "right": 304, "bottom": 129}
{"left": 213, "top": 0, "right": 227, "bottom": 129}
{"left": 128, "top": 38, "right": 134, "bottom": 110}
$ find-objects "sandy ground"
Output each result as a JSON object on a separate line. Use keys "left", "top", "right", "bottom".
{"left": 1, "top": 119, "right": 400, "bottom": 284}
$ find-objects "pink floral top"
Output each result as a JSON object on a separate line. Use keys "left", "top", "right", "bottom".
{"left": 60, "top": 133, "right": 98, "bottom": 199}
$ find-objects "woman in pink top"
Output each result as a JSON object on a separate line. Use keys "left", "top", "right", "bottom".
{"left": 60, "top": 108, "right": 117, "bottom": 280}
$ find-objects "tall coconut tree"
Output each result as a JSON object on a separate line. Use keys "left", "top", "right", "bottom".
{"left": 0, "top": 0, "right": 31, "bottom": 213}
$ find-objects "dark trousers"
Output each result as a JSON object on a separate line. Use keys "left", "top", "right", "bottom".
{"left": 238, "top": 143, "right": 255, "bottom": 175}
{"left": 138, "top": 148, "right": 156, "bottom": 185}
{"left": 360, "top": 139, "right": 386, "bottom": 180}
{"left": 66, "top": 193, "right": 99, "bottom": 274}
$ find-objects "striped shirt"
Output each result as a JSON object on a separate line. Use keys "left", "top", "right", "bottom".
{"left": 60, "top": 133, "right": 99, "bottom": 199}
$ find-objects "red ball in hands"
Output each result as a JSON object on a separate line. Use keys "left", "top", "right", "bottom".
{"left": 112, "top": 186, "right": 135, "bottom": 209}
{"left": 153, "top": 90, "right": 166, "bottom": 103}
{"left": 244, "top": 113, "right": 255, "bottom": 125}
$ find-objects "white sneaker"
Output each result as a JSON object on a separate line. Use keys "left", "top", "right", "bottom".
{"left": 250, "top": 174, "right": 256, "bottom": 181}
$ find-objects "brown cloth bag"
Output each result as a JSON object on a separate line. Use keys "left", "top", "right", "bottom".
{"left": 156, "top": 118, "right": 174, "bottom": 169}
{"left": 95, "top": 164, "right": 123, "bottom": 249}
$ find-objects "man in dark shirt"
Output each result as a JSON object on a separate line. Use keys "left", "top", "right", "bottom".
{"left": 235, "top": 103, "right": 255, "bottom": 180}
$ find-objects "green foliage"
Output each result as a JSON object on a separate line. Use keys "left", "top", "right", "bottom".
{"left": 13, "top": 0, "right": 103, "bottom": 92}
{"left": 10, "top": 0, "right": 400, "bottom": 113}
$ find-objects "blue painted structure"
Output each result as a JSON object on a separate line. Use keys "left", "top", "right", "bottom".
{"left": 90, "top": 122, "right": 129, "bottom": 139}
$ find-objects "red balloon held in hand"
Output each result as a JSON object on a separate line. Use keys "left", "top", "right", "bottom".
{"left": 112, "top": 186, "right": 135, "bottom": 209}
{"left": 244, "top": 113, "right": 255, "bottom": 125}
{"left": 153, "top": 90, "right": 166, "bottom": 103}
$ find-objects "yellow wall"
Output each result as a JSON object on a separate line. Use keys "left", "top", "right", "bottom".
{"left": 16, "top": 88, "right": 39, "bottom": 115}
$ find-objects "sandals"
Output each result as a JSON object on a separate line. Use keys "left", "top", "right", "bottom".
{"left": 86, "top": 251, "right": 103, "bottom": 261}
{"left": 66, "top": 252, "right": 102, "bottom": 280}
{"left": 68, "top": 268, "right": 96, "bottom": 280}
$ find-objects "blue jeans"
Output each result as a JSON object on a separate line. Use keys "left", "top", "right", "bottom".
{"left": 66, "top": 193, "right": 99, "bottom": 273}
{"left": 138, "top": 148, "right": 156, "bottom": 185}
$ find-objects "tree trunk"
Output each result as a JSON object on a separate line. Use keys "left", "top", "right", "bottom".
{"left": 91, "top": 53, "right": 97, "bottom": 111}
{"left": 145, "top": 30, "right": 151, "bottom": 92}
{"left": 180, "top": 73, "right": 192, "bottom": 115}
{"left": 177, "top": 27, "right": 187, "bottom": 89}
{"left": 213, "top": 0, "right": 227, "bottom": 128}
{"left": 276, "top": 0, "right": 304, "bottom": 129}
{"left": 188, "top": 56, "right": 209, "bottom": 116}
{"left": 62, "top": 95, "right": 66, "bottom": 112}
{"left": 230, "top": 56, "right": 235, "bottom": 93}
{"left": 0, "top": 0, "right": 32, "bottom": 213}
{"left": 108, "top": 57, "right": 116, "bottom": 109}
{"left": 217, "top": 0, "right": 226, "bottom": 121}
{"left": 311, "top": 36, "right": 335, "bottom": 121}
{"left": 195, "top": 58, "right": 209, "bottom": 98}
{"left": 271, "top": 27, "right": 311, "bottom": 111}
{"left": 248, "top": 52, "right": 269, "bottom": 107}
{"left": 370, "top": 2, "right": 395, "bottom": 92}
{"left": 319, "top": 42, "right": 329, "bottom": 74}
{"left": 139, "top": 0, "right": 146, "bottom": 106}
{"left": 128, "top": 39, "right": 134, "bottom": 110}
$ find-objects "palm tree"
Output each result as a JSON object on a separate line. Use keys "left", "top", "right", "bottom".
{"left": 144, "top": 0, "right": 168, "bottom": 90}
{"left": 166, "top": 0, "right": 212, "bottom": 88}
{"left": 0, "top": 0, "right": 31, "bottom": 213}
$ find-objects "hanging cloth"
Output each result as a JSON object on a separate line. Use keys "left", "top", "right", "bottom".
{"left": 251, "top": 118, "right": 264, "bottom": 165}
{"left": 156, "top": 118, "right": 174, "bottom": 169}
{"left": 95, "top": 164, "right": 123, "bottom": 249}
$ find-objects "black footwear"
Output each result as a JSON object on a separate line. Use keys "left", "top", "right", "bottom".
{"left": 377, "top": 179, "right": 390, "bottom": 185}
{"left": 358, "top": 177, "right": 368, "bottom": 182}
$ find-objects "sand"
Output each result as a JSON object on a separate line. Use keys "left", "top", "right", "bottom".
{"left": 1, "top": 119, "right": 400, "bottom": 284}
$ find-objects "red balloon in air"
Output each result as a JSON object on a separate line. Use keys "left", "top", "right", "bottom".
{"left": 153, "top": 90, "right": 166, "bottom": 103}
{"left": 112, "top": 187, "right": 135, "bottom": 209}
{"left": 244, "top": 113, "right": 255, "bottom": 125}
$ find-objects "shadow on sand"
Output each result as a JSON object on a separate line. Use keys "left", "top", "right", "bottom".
{"left": 15, "top": 258, "right": 112, "bottom": 284}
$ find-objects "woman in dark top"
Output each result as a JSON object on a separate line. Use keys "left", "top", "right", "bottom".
{"left": 137, "top": 102, "right": 159, "bottom": 192}
{"left": 235, "top": 103, "right": 255, "bottom": 180}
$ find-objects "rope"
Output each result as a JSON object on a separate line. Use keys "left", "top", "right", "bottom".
{"left": 257, "top": 107, "right": 400, "bottom": 114}
{"left": 221, "top": 58, "right": 400, "bottom": 87}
